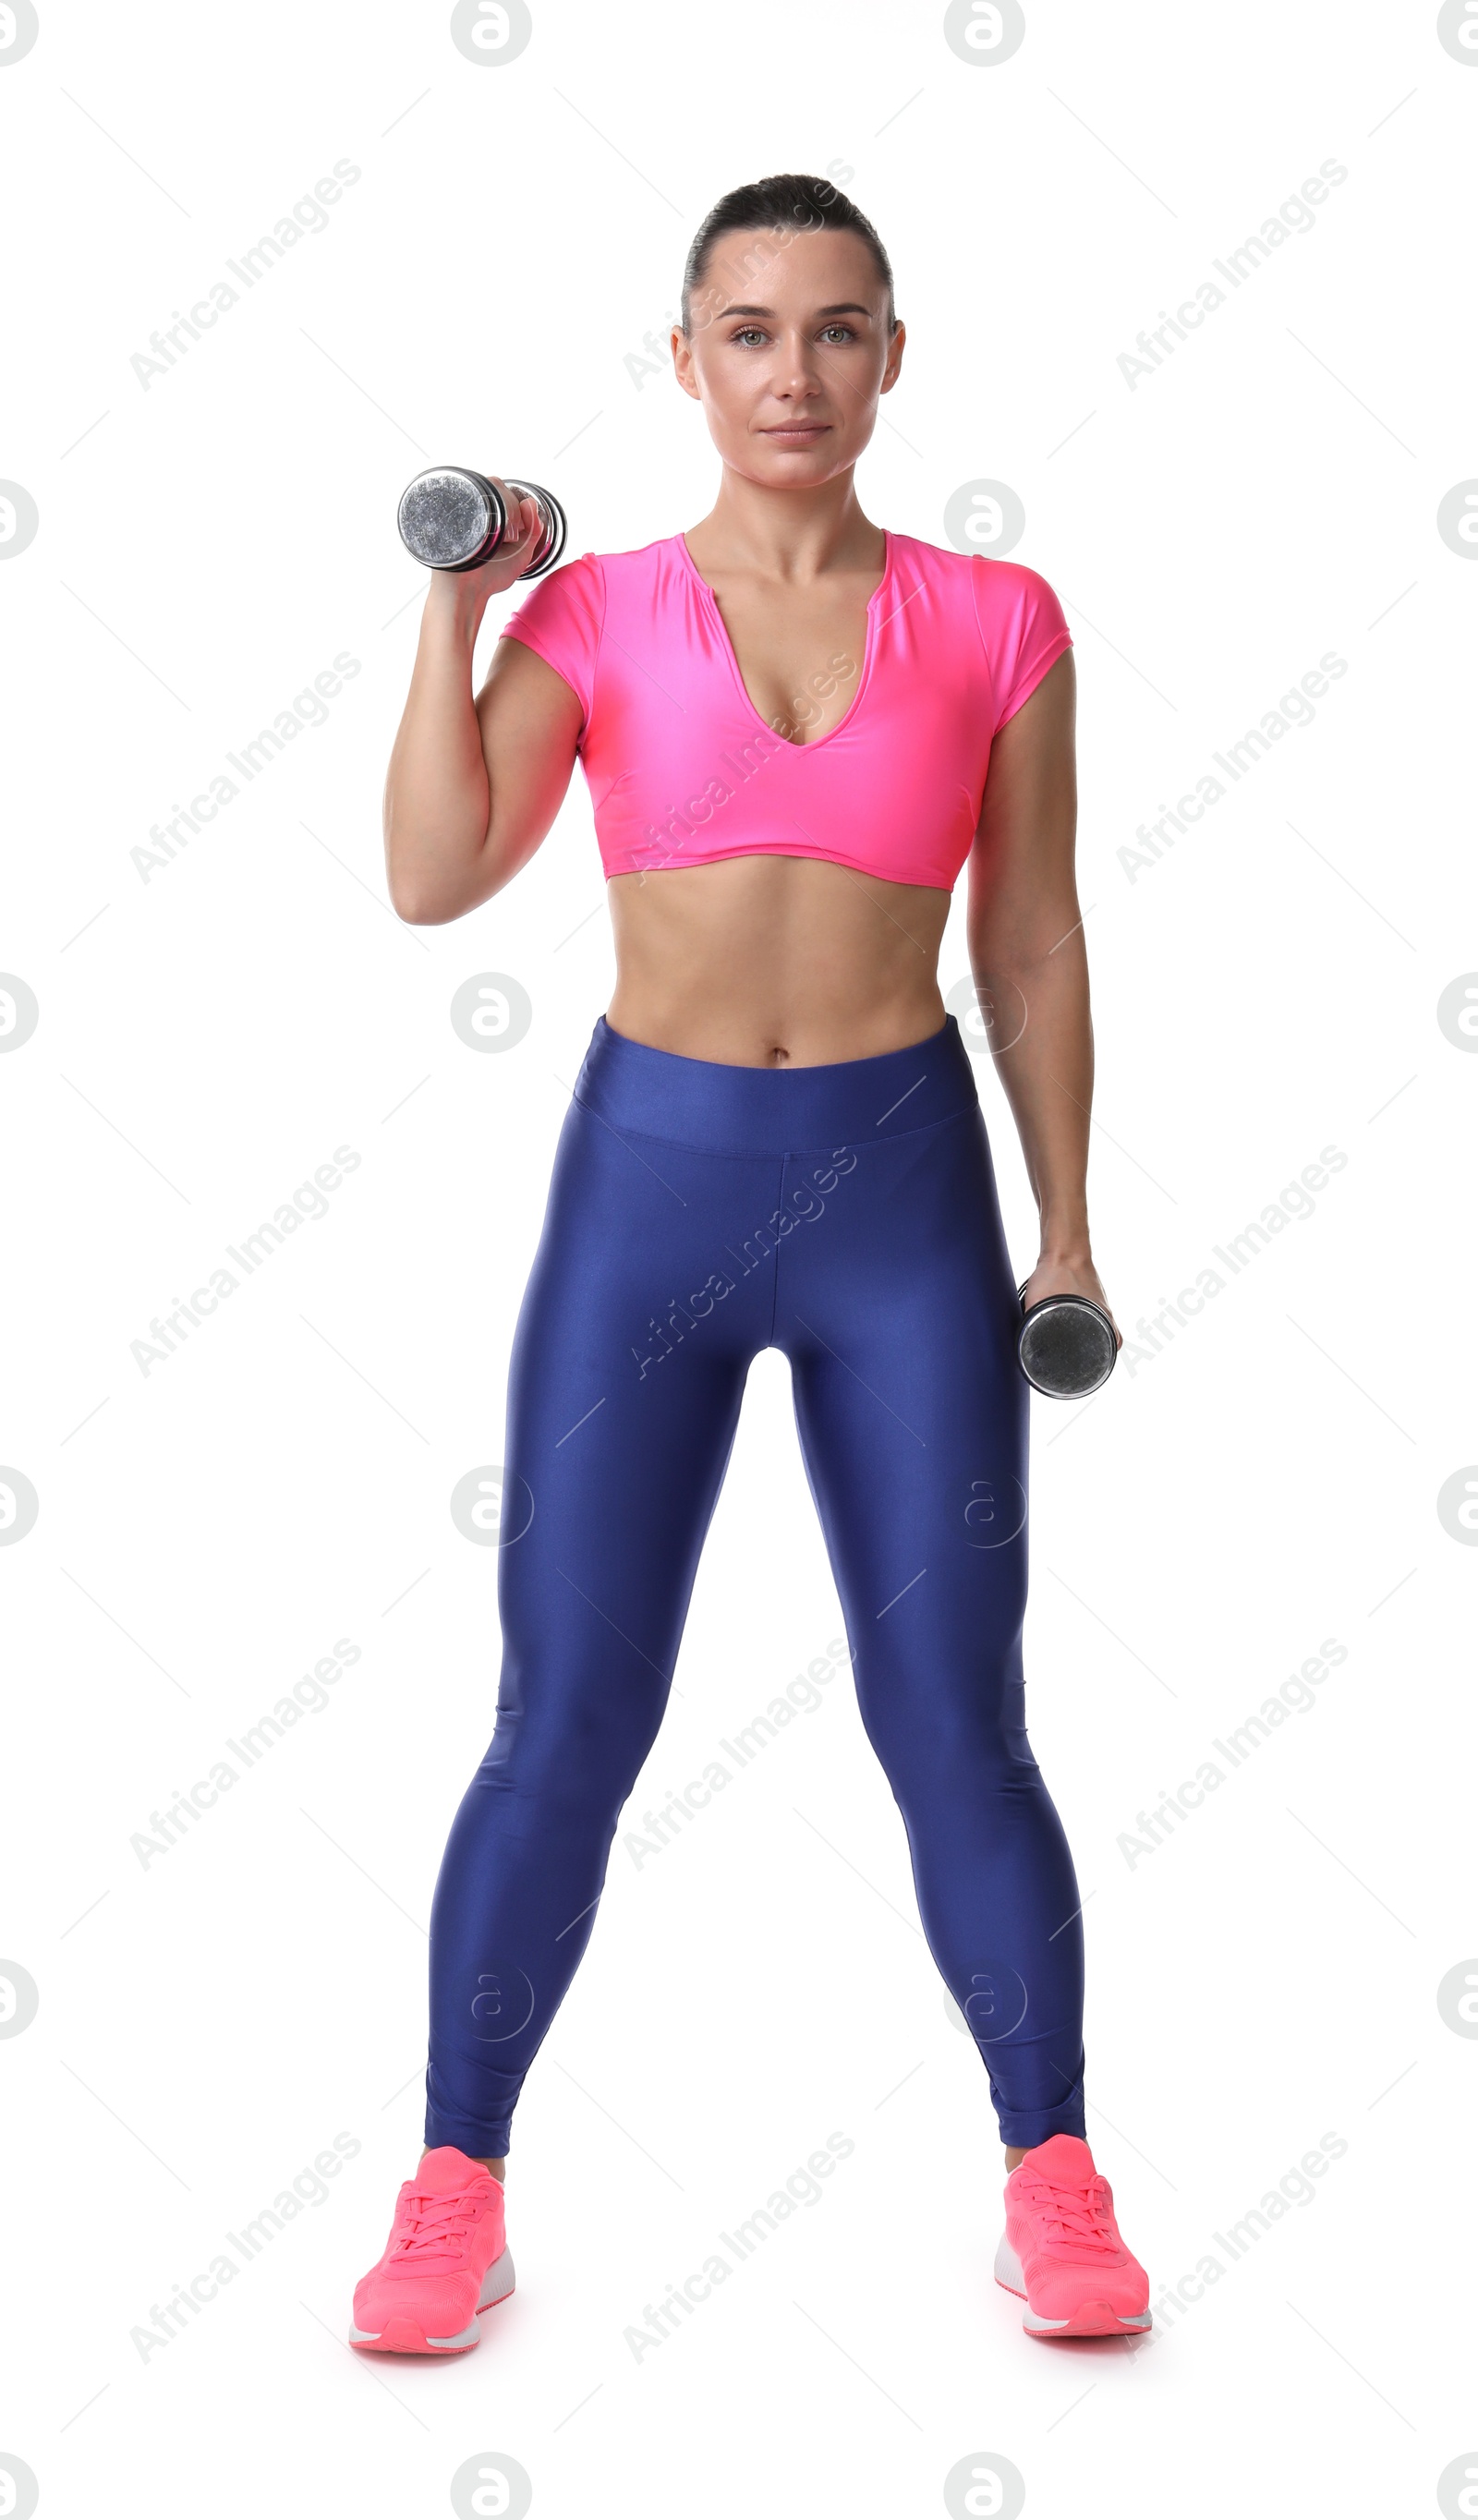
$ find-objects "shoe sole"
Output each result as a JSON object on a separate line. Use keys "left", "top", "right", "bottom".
{"left": 994, "top": 2234, "right": 1151, "bottom": 2337}
{"left": 348, "top": 2245, "right": 515, "bottom": 2355}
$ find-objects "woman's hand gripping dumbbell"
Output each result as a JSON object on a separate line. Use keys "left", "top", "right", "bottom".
{"left": 1016, "top": 1261, "right": 1122, "bottom": 1399}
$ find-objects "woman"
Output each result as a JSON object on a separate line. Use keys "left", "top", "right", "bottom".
{"left": 349, "top": 174, "right": 1149, "bottom": 2356}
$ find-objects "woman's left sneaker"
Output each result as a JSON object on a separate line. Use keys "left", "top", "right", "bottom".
{"left": 350, "top": 2146, "right": 515, "bottom": 2355}
{"left": 994, "top": 2133, "right": 1151, "bottom": 2338}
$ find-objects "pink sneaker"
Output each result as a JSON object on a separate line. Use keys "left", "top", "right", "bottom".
{"left": 994, "top": 2133, "right": 1151, "bottom": 2339}
{"left": 350, "top": 2146, "right": 515, "bottom": 2355}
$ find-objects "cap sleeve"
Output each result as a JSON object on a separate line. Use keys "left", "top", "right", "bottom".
{"left": 499, "top": 551, "right": 605, "bottom": 730}
{"left": 971, "top": 559, "right": 1072, "bottom": 734}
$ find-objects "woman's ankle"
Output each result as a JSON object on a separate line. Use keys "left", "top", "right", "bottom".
{"left": 419, "top": 2145, "right": 506, "bottom": 2182}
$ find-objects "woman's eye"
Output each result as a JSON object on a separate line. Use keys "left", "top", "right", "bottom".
{"left": 819, "top": 325, "right": 856, "bottom": 343}
{"left": 733, "top": 327, "right": 767, "bottom": 347}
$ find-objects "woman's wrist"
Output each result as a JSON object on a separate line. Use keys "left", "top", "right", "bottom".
{"left": 1037, "top": 1216, "right": 1093, "bottom": 1266}
{"left": 422, "top": 569, "right": 493, "bottom": 648}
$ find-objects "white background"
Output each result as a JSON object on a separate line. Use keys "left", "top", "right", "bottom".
{"left": 2, "top": 1, "right": 1474, "bottom": 2513}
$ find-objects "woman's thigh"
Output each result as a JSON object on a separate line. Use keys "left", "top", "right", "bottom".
{"left": 489, "top": 1101, "right": 782, "bottom": 1787}
{"left": 775, "top": 1107, "right": 1032, "bottom": 1763}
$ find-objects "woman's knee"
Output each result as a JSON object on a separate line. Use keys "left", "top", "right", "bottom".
{"left": 477, "top": 1678, "right": 661, "bottom": 1819}
{"left": 858, "top": 1670, "right": 1033, "bottom": 1789}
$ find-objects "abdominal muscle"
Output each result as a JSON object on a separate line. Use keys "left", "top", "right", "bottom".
{"left": 604, "top": 850, "right": 952, "bottom": 1069}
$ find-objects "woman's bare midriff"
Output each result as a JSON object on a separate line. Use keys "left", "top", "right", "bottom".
{"left": 604, "top": 851, "right": 953, "bottom": 1069}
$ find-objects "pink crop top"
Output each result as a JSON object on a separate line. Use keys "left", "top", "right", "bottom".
{"left": 500, "top": 530, "right": 1072, "bottom": 891}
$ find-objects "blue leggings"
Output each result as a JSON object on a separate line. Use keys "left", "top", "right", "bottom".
{"left": 425, "top": 1013, "right": 1087, "bottom": 2156}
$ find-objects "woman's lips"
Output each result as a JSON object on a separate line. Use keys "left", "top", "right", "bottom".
{"left": 761, "top": 423, "right": 830, "bottom": 441}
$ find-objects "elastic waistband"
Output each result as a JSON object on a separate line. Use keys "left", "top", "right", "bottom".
{"left": 572, "top": 1014, "right": 979, "bottom": 1156}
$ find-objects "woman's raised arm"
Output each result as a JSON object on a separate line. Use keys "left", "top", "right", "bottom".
{"left": 383, "top": 485, "right": 584, "bottom": 927}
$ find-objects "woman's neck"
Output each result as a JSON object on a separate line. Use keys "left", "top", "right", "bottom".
{"left": 684, "top": 467, "right": 884, "bottom": 585}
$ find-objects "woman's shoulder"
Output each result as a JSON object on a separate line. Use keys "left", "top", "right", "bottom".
{"left": 551, "top": 534, "right": 684, "bottom": 580}
{"left": 507, "top": 536, "right": 681, "bottom": 624}
{"left": 888, "top": 528, "right": 1061, "bottom": 604}
{"left": 499, "top": 536, "right": 684, "bottom": 685}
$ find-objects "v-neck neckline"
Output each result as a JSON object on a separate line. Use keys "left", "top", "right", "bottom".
{"left": 675, "top": 529, "right": 894, "bottom": 755}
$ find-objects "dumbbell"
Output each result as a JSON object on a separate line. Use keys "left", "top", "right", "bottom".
{"left": 396, "top": 466, "right": 568, "bottom": 578}
{"left": 1016, "top": 1281, "right": 1119, "bottom": 1399}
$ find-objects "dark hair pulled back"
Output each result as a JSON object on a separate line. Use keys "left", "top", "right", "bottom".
{"left": 681, "top": 172, "right": 897, "bottom": 336}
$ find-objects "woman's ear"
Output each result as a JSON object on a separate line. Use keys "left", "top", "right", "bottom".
{"left": 671, "top": 324, "right": 702, "bottom": 403}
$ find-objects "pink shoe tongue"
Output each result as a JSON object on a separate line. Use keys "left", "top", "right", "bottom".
{"left": 1017, "top": 2133, "right": 1096, "bottom": 2185}
{"left": 416, "top": 2146, "right": 490, "bottom": 2195}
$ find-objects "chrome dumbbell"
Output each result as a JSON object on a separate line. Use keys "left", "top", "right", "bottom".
{"left": 1016, "top": 1282, "right": 1119, "bottom": 1399}
{"left": 396, "top": 466, "right": 568, "bottom": 578}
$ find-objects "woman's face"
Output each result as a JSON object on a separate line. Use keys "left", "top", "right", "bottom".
{"left": 672, "top": 224, "right": 905, "bottom": 488}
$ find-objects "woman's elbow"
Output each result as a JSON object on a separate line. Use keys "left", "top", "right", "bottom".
{"left": 383, "top": 821, "right": 485, "bottom": 925}
{"left": 388, "top": 871, "right": 455, "bottom": 926}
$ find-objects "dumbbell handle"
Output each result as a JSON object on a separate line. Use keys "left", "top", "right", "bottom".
{"left": 497, "top": 476, "right": 567, "bottom": 579}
